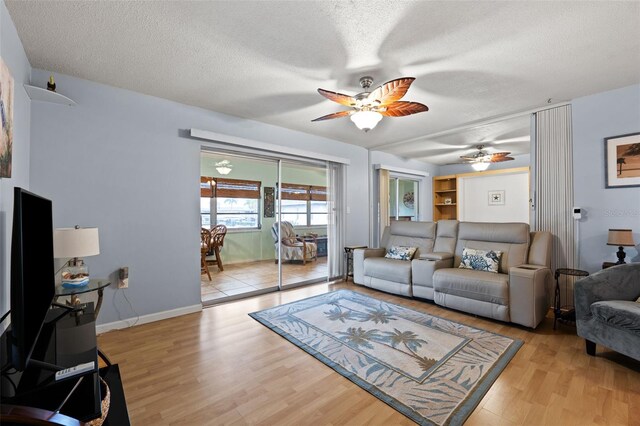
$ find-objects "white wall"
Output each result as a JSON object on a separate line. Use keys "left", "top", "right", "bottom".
{"left": 459, "top": 171, "right": 529, "bottom": 223}
{"left": 572, "top": 84, "right": 640, "bottom": 272}
{"left": 29, "top": 68, "right": 370, "bottom": 326}
{"left": 0, "top": 2, "right": 32, "bottom": 320}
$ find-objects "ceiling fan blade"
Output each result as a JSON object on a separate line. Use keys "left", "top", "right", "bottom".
{"left": 367, "top": 77, "right": 416, "bottom": 106}
{"left": 379, "top": 101, "right": 429, "bottom": 117}
{"left": 317, "top": 88, "right": 357, "bottom": 107}
{"left": 311, "top": 110, "right": 353, "bottom": 122}
{"left": 490, "top": 154, "right": 515, "bottom": 163}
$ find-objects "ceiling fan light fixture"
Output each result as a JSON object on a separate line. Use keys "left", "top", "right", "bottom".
{"left": 215, "top": 160, "right": 233, "bottom": 175}
{"left": 350, "top": 110, "right": 383, "bottom": 132}
{"left": 472, "top": 162, "right": 490, "bottom": 171}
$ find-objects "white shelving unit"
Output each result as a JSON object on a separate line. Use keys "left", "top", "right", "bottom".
{"left": 24, "top": 84, "right": 76, "bottom": 106}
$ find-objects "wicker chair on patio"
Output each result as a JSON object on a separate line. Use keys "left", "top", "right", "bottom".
{"left": 205, "top": 224, "right": 227, "bottom": 272}
{"left": 271, "top": 221, "right": 317, "bottom": 265}
{"left": 201, "top": 228, "right": 212, "bottom": 281}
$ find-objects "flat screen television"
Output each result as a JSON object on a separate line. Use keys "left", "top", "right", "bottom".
{"left": 9, "top": 187, "right": 56, "bottom": 371}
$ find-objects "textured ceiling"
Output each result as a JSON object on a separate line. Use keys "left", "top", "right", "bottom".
{"left": 6, "top": 1, "right": 640, "bottom": 164}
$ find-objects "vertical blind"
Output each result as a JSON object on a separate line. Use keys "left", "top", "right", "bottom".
{"left": 534, "top": 105, "right": 575, "bottom": 306}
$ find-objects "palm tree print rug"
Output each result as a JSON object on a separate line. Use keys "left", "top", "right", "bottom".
{"left": 249, "top": 290, "right": 522, "bottom": 425}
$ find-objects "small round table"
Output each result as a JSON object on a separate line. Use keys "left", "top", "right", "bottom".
{"left": 553, "top": 268, "right": 589, "bottom": 330}
{"left": 54, "top": 279, "right": 111, "bottom": 320}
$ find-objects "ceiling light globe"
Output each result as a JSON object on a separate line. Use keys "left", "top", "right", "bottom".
{"left": 350, "top": 111, "right": 383, "bottom": 132}
{"left": 472, "top": 162, "right": 490, "bottom": 171}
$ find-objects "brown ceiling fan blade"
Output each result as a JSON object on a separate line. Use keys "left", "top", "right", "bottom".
{"left": 317, "top": 88, "right": 357, "bottom": 107}
{"left": 367, "top": 77, "right": 416, "bottom": 106}
{"left": 379, "top": 101, "right": 429, "bottom": 117}
{"left": 490, "top": 155, "right": 515, "bottom": 163}
{"left": 311, "top": 110, "right": 353, "bottom": 122}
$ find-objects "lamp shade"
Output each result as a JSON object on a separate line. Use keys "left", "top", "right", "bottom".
{"left": 472, "top": 162, "right": 490, "bottom": 171}
{"left": 607, "top": 229, "right": 635, "bottom": 246}
{"left": 350, "top": 111, "right": 383, "bottom": 131}
{"left": 54, "top": 227, "right": 100, "bottom": 258}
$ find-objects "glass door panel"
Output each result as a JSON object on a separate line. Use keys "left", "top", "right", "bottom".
{"left": 200, "top": 151, "right": 279, "bottom": 304}
{"left": 278, "top": 160, "right": 329, "bottom": 289}
{"left": 389, "top": 177, "right": 419, "bottom": 222}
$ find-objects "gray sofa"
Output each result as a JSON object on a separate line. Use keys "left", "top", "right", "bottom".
{"left": 575, "top": 263, "right": 640, "bottom": 361}
{"left": 353, "top": 220, "right": 552, "bottom": 328}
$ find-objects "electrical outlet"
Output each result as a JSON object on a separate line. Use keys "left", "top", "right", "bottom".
{"left": 118, "top": 267, "right": 129, "bottom": 288}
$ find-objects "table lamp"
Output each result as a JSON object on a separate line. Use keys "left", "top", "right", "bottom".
{"left": 607, "top": 229, "right": 635, "bottom": 265}
{"left": 54, "top": 226, "right": 100, "bottom": 288}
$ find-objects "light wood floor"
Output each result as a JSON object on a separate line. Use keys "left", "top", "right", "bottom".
{"left": 98, "top": 281, "right": 640, "bottom": 425}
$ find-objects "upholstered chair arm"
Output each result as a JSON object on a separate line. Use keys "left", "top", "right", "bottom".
{"left": 574, "top": 264, "right": 640, "bottom": 322}
{"left": 353, "top": 248, "right": 386, "bottom": 284}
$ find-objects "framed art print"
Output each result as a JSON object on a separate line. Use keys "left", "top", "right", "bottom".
{"left": 488, "top": 190, "right": 505, "bottom": 205}
{"left": 605, "top": 132, "right": 640, "bottom": 188}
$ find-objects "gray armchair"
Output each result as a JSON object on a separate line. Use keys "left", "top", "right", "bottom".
{"left": 574, "top": 263, "right": 640, "bottom": 361}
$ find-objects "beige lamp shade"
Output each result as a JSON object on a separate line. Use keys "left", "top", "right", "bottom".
{"left": 607, "top": 229, "right": 635, "bottom": 247}
{"left": 54, "top": 227, "right": 100, "bottom": 258}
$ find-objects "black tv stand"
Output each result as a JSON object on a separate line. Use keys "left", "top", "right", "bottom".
{"left": 1, "top": 303, "right": 130, "bottom": 424}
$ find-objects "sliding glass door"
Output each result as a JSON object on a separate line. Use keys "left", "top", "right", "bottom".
{"left": 389, "top": 177, "right": 419, "bottom": 222}
{"left": 200, "top": 150, "right": 335, "bottom": 304}
{"left": 276, "top": 160, "right": 329, "bottom": 290}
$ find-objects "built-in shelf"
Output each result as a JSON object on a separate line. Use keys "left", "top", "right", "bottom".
{"left": 435, "top": 203, "right": 457, "bottom": 206}
{"left": 434, "top": 189, "right": 457, "bottom": 193}
{"left": 24, "top": 84, "right": 76, "bottom": 106}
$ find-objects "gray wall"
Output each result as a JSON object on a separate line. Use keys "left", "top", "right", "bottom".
{"left": 29, "top": 68, "right": 371, "bottom": 326}
{"left": 572, "top": 84, "right": 640, "bottom": 272}
{"left": 0, "top": 2, "right": 32, "bottom": 320}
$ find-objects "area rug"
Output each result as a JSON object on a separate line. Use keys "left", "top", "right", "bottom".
{"left": 249, "top": 290, "right": 522, "bottom": 426}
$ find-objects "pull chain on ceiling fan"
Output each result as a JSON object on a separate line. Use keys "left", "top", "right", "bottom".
{"left": 312, "top": 76, "right": 428, "bottom": 132}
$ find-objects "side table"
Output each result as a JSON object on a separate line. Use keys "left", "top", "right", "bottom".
{"left": 553, "top": 268, "right": 589, "bottom": 330}
{"left": 344, "top": 246, "right": 367, "bottom": 281}
{"left": 602, "top": 261, "right": 617, "bottom": 270}
{"left": 54, "top": 279, "right": 111, "bottom": 320}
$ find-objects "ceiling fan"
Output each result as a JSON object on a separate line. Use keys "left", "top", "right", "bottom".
{"left": 312, "top": 76, "right": 428, "bottom": 132}
{"left": 460, "top": 145, "right": 514, "bottom": 171}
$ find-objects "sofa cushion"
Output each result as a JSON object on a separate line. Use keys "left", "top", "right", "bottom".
{"left": 433, "top": 268, "right": 509, "bottom": 305}
{"left": 590, "top": 300, "right": 640, "bottom": 333}
{"left": 380, "top": 221, "right": 436, "bottom": 258}
{"left": 364, "top": 257, "right": 412, "bottom": 284}
{"left": 455, "top": 222, "right": 530, "bottom": 273}
{"left": 385, "top": 246, "right": 417, "bottom": 261}
{"left": 459, "top": 247, "right": 502, "bottom": 273}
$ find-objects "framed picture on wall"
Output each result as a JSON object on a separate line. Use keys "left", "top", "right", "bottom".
{"left": 263, "top": 186, "right": 275, "bottom": 217}
{"left": 605, "top": 132, "right": 640, "bottom": 188}
{"left": 488, "top": 190, "right": 505, "bottom": 206}
{"left": 0, "top": 57, "right": 14, "bottom": 178}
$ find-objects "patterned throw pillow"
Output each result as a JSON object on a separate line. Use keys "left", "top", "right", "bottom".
{"left": 459, "top": 247, "right": 503, "bottom": 273}
{"left": 385, "top": 246, "right": 418, "bottom": 261}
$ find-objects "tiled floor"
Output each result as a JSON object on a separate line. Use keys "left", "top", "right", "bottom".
{"left": 201, "top": 257, "right": 328, "bottom": 303}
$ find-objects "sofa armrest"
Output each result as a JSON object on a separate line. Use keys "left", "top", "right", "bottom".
{"left": 353, "top": 248, "right": 386, "bottom": 284}
{"left": 508, "top": 264, "right": 551, "bottom": 328}
{"left": 412, "top": 257, "right": 454, "bottom": 289}
{"left": 419, "top": 252, "right": 454, "bottom": 261}
{"left": 574, "top": 265, "right": 640, "bottom": 322}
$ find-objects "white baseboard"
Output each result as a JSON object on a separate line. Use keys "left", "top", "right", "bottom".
{"left": 96, "top": 304, "right": 202, "bottom": 335}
